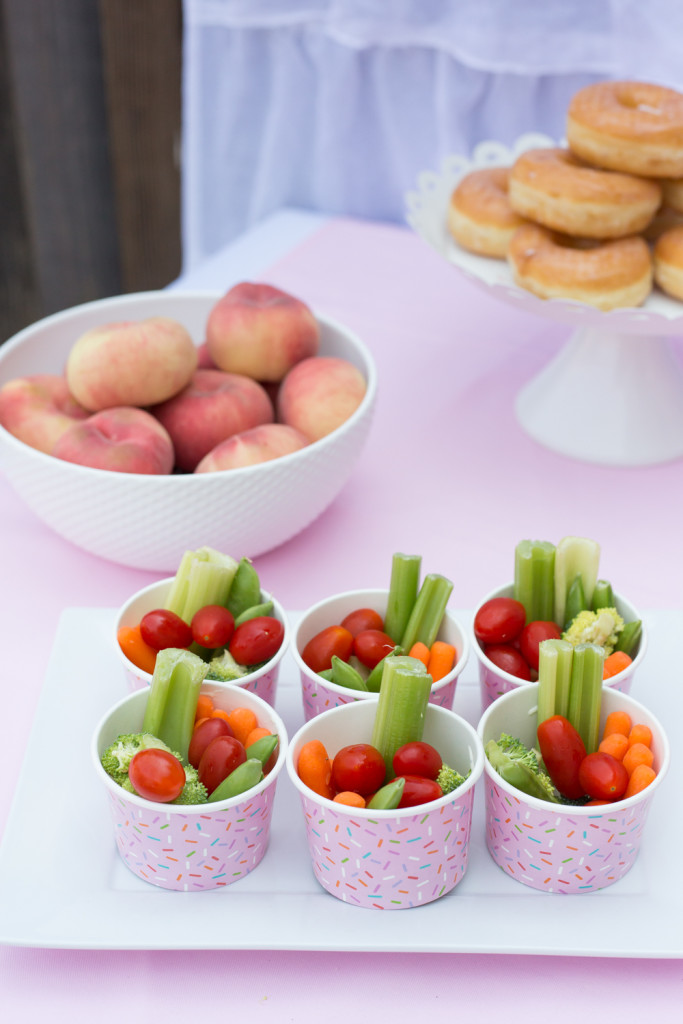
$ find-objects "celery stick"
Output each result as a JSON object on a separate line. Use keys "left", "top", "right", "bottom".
{"left": 553, "top": 537, "right": 600, "bottom": 629}
{"left": 514, "top": 540, "right": 555, "bottom": 623}
{"left": 384, "top": 553, "right": 421, "bottom": 644}
{"left": 563, "top": 574, "right": 587, "bottom": 630}
{"left": 142, "top": 648, "right": 209, "bottom": 762}
{"left": 566, "top": 643, "right": 604, "bottom": 754}
{"left": 591, "top": 579, "right": 614, "bottom": 611}
{"left": 537, "top": 638, "right": 573, "bottom": 725}
{"left": 400, "top": 573, "right": 453, "bottom": 651}
{"left": 165, "top": 547, "right": 238, "bottom": 623}
{"left": 371, "top": 655, "right": 432, "bottom": 779}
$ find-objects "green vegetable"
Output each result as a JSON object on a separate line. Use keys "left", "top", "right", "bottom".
{"left": 592, "top": 579, "right": 615, "bottom": 611}
{"left": 142, "top": 647, "right": 209, "bottom": 763}
{"left": 562, "top": 607, "right": 624, "bottom": 655}
{"left": 566, "top": 642, "right": 604, "bottom": 754}
{"left": 234, "top": 599, "right": 274, "bottom": 626}
{"left": 208, "top": 758, "right": 263, "bottom": 802}
{"left": 400, "top": 572, "right": 453, "bottom": 651}
{"left": 513, "top": 539, "right": 555, "bottom": 623}
{"left": 436, "top": 764, "right": 469, "bottom": 794}
{"left": 486, "top": 735, "right": 560, "bottom": 802}
{"left": 101, "top": 732, "right": 173, "bottom": 786}
{"left": 164, "top": 547, "right": 238, "bottom": 623}
{"left": 615, "top": 619, "right": 642, "bottom": 657}
{"left": 553, "top": 536, "right": 600, "bottom": 630}
{"left": 205, "top": 648, "right": 249, "bottom": 682}
{"left": 383, "top": 552, "right": 421, "bottom": 644}
{"left": 226, "top": 557, "right": 262, "bottom": 619}
{"left": 367, "top": 777, "right": 405, "bottom": 810}
{"left": 246, "top": 733, "right": 279, "bottom": 767}
{"left": 563, "top": 574, "right": 588, "bottom": 630}
{"left": 537, "top": 637, "right": 574, "bottom": 723}
{"left": 365, "top": 646, "right": 404, "bottom": 693}
{"left": 173, "top": 764, "right": 209, "bottom": 805}
{"left": 330, "top": 655, "right": 368, "bottom": 691}
{"left": 370, "top": 655, "right": 432, "bottom": 779}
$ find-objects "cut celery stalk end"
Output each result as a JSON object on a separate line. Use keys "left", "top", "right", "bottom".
{"left": 514, "top": 540, "right": 555, "bottom": 623}
{"left": 553, "top": 537, "right": 600, "bottom": 629}
{"left": 384, "top": 553, "right": 421, "bottom": 644}
{"left": 142, "top": 647, "right": 209, "bottom": 762}
{"left": 164, "top": 547, "right": 239, "bottom": 623}
{"left": 370, "top": 655, "right": 432, "bottom": 779}
{"left": 566, "top": 642, "right": 604, "bottom": 754}
{"left": 400, "top": 573, "right": 453, "bottom": 651}
{"left": 537, "top": 638, "right": 574, "bottom": 725}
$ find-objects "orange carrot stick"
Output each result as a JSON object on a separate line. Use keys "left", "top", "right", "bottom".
{"left": 297, "top": 739, "right": 334, "bottom": 799}
{"left": 628, "top": 723, "right": 653, "bottom": 749}
{"left": 227, "top": 707, "right": 258, "bottom": 745}
{"left": 408, "top": 642, "right": 430, "bottom": 667}
{"left": 427, "top": 641, "right": 456, "bottom": 682}
{"left": 603, "top": 651, "right": 632, "bottom": 679}
{"left": 624, "top": 763, "right": 657, "bottom": 798}
{"left": 603, "top": 710, "right": 632, "bottom": 738}
{"left": 622, "top": 742, "right": 654, "bottom": 777}
{"left": 333, "top": 791, "right": 366, "bottom": 808}
{"left": 117, "top": 625, "right": 157, "bottom": 675}
{"left": 598, "top": 732, "right": 629, "bottom": 761}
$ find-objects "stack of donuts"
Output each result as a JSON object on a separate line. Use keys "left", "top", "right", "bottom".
{"left": 447, "top": 80, "right": 683, "bottom": 310}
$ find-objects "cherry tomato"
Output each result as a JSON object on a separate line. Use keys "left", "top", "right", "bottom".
{"left": 578, "top": 752, "right": 629, "bottom": 802}
{"left": 301, "top": 625, "right": 354, "bottom": 673}
{"left": 474, "top": 597, "right": 526, "bottom": 645}
{"left": 140, "top": 608, "right": 193, "bottom": 651}
{"left": 331, "top": 744, "right": 386, "bottom": 796}
{"left": 188, "top": 716, "right": 234, "bottom": 769}
{"left": 197, "top": 734, "right": 247, "bottom": 795}
{"left": 483, "top": 643, "right": 531, "bottom": 680}
{"left": 229, "top": 616, "right": 284, "bottom": 666}
{"left": 392, "top": 741, "right": 442, "bottom": 781}
{"left": 191, "top": 605, "right": 235, "bottom": 649}
{"left": 340, "top": 607, "right": 384, "bottom": 637}
{"left": 519, "top": 620, "right": 562, "bottom": 671}
{"left": 536, "top": 715, "right": 587, "bottom": 799}
{"left": 353, "top": 629, "right": 396, "bottom": 670}
{"left": 128, "top": 748, "right": 186, "bottom": 803}
{"left": 394, "top": 775, "right": 443, "bottom": 808}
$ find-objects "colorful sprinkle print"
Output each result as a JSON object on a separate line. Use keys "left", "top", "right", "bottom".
{"left": 477, "top": 657, "right": 632, "bottom": 712}
{"left": 484, "top": 775, "right": 655, "bottom": 893}
{"left": 300, "top": 671, "right": 457, "bottom": 722}
{"left": 106, "top": 780, "right": 279, "bottom": 891}
{"left": 297, "top": 786, "right": 475, "bottom": 908}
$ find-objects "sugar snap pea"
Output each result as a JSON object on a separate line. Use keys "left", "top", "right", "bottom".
{"left": 208, "top": 758, "right": 264, "bottom": 802}
{"left": 227, "top": 558, "right": 262, "bottom": 619}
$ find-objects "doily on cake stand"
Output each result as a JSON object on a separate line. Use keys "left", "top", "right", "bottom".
{"left": 405, "top": 133, "right": 683, "bottom": 467}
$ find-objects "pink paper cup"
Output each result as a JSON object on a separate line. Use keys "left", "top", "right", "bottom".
{"left": 477, "top": 682, "right": 670, "bottom": 894}
{"left": 472, "top": 583, "right": 647, "bottom": 711}
{"left": 115, "top": 577, "right": 290, "bottom": 705}
{"left": 292, "top": 588, "right": 469, "bottom": 721}
{"left": 92, "top": 682, "right": 288, "bottom": 892}
{"left": 286, "top": 699, "right": 484, "bottom": 908}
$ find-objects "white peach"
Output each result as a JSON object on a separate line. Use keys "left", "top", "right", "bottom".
{"left": 149, "top": 368, "right": 274, "bottom": 472}
{"left": 195, "top": 423, "right": 309, "bottom": 473}
{"left": 0, "top": 374, "right": 89, "bottom": 454}
{"left": 52, "top": 406, "right": 175, "bottom": 474}
{"left": 66, "top": 316, "right": 197, "bottom": 411}
{"left": 277, "top": 357, "right": 367, "bottom": 441}
{"left": 206, "top": 282, "right": 320, "bottom": 382}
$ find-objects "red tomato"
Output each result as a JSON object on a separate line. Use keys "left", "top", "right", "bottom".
{"left": 392, "top": 741, "right": 442, "bottom": 781}
{"left": 474, "top": 597, "right": 526, "bottom": 645}
{"left": 395, "top": 775, "right": 443, "bottom": 808}
{"left": 188, "top": 716, "right": 234, "bottom": 768}
{"left": 537, "top": 715, "right": 587, "bottom": 800}
{"left": 578, "top": 752, "right": 629, "bottom": 802}
{"left": 301, "top": 625, "right": 354, "bottom": 673}
{"left": 191, "top": 605, "right": 235, "bottom": 649}
{"left": 140, "top": 608, "right": 193, "bottom": 651}
{"left": 229, "top": 616, "right": 284, "bottom": 666}
{"left": 331, "top": 744, "right": 386, "bottom": 796}
{"left": 198, "top": 735, "right": 247, "bottom": 794}
{"left": 519, "top": 620, "right": 562, "bottom": 671}
{"left": 128, "top": 748, "right": 186, "bottom": 803}
{"left": 483, "top": 643, "right": 531, "bottom": 680}
{"left": 340, "top": 607, "right": 384, "bottom": 637}
{"left": 353, "top": 629, "right": 396, "bottom": 670}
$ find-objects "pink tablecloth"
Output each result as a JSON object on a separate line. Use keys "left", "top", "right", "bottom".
{"left": 2, "top": 213, "right": 682, "bottom": 1017}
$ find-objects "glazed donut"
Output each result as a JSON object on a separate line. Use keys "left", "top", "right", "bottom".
{"left": 508, "top": 148, "right": 661, "bottom": 239}
{"left": 643, "top": 204, "right": 683, "bottom": 243}
{"left": 447, "top": 167, "right": 528, "bottom": 258}
{"left": 653, "top": 225, "right": 683, "bottom": 300}
{"left": 508, "top": 224, "right": 653, "bottom": 310}
{"left": 661, "top": 178, "right": 683, "bottom": 214}
{"left": 567, "top": 81, "right": 683, "bottom": 178}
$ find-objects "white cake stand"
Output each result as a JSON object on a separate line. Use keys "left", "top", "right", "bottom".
{"left": 405, "top": 134, "right": 683, "bottom": 467}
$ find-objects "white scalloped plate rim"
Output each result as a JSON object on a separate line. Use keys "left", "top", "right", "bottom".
{"left": 405, "top": 133, "right": 683, "bottom": 334}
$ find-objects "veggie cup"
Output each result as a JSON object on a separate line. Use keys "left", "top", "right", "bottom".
{"left": 472, "top": 584, "right": 647, "bottom": 711}
{"left": 92, "top": 682, "right": 287, "bottom": 891}
{"left": 477, "top": 682, "right": 669, "bottom": 894}
{"left": 292, "top": 588, "right": 469, "bottom": 721}
{"left": 115, "top": 577, "right": 290, "bottom": 705}
{"left": 286, "top": 699, "right": 484, "bottom": 908}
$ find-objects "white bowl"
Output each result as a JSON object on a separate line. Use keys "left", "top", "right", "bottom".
{"left": 0, "top": 291, "right": 378, "bottom": 571}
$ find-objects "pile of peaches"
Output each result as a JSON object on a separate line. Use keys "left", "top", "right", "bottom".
{"left": 0, "top": 284, "right": 367, "bottom": 475}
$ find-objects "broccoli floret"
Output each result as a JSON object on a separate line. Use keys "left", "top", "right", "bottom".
{"left": 436, "top": 764, "right": 469, "bottom": 794}
{"left": 497, "top": 733, "right": 540, "bottom": 771}
{"left": 486, "top": 735, "right": 561, "bottom": 803}
{"left": 172, "top": 764, "right": 209, "bottom": 805}
{"left": 101, "top": 733, "right": 174, "bottom": 785}
{"left": 205, "top": 649, "right": 249, "bottom": 682}
{"left": 562, "top": 607, "right": 624, "bottom": 655}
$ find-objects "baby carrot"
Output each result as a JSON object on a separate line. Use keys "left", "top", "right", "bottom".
{"left": 603, "top": 651, "right": 632, "bottom": 679}
{"left": 603, "top": 710, "right": 632, "bottom": 738}
{"left": 117, "top": 625, "right": 157, "bottom": 675}
{"left": 624, "top": 763, "right": 657, "bottom": 798}
{"left": 333, "top": 791, "right": 366, "bottom": 808}
{"left": 628, "top": 723, "right": 653, "bottom": 749}
{"left": 244, "top": 726, "right": 271, "bottom": 747}
{"left": 408, "top": 642, "right": 430, "bottom": 667}
{"left": 192, "top": 716, "right": 210, "bottom": 732}
{"left": 210, "top": 708, "right": 232, "bottom": 724}
{"left": 598, "top": 732, "right": 629, "bottom": 761}
{"left": 297, "top": 739, "right": 334, "bottom": 799}
{"left": 195, "top": 694, "right": 215, "bottom": 721}
{"left": 227, "top": 707, "right": 258, "bottom": 745}
{"left": 622, "top": 742, "right": 654, "bottom": 777}
{"left": 427, "top": 640, "right": 456, "bottom": 682}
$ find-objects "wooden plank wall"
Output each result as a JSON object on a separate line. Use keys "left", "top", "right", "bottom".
{"left": 0, "top": 0, "right": 182, "bottom": 344}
